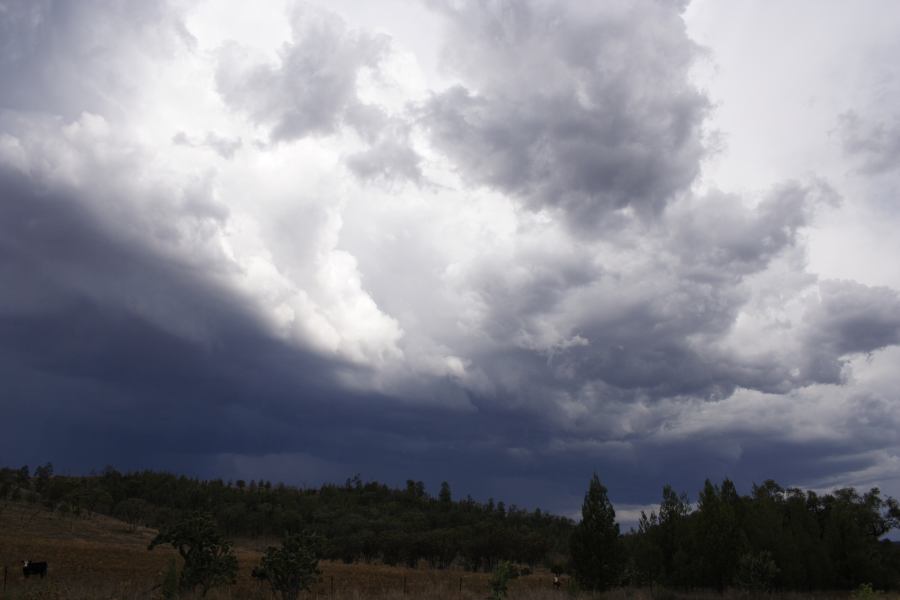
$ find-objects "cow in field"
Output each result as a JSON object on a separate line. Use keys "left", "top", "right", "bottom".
{"left": 23, "top": 560, "right": 48, "bottom": 578}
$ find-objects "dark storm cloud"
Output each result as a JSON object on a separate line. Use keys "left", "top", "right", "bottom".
{"left": 669, "top": 182, "right": 835, "bottom": 282}
{"left": 449, "top": 182, "right": 840, "bottom": 409}
{"left": 2, "top": 0, "right": 899, "bottom": 522}
{"left": 423, "top": 0, "right": 708, "bottom": 230}
{"left": 837, "top": 111, "right": 900, "bottom": 174}
{"left": 801, "top": 280, "right": 900, "bottom": 383}
{"left": 0, "top": 162, "right": 458, "bottom": 486}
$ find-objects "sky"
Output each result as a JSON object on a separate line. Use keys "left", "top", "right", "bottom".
{"left": 1, "top": 0, "right": 900, "bottom": 523}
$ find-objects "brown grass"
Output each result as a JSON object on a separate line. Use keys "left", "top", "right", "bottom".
{"left": 1, "top": 501, "right": 897, "bottom": 600}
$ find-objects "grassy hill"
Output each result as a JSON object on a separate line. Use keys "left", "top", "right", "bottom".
{"left": 3, "top": 500, "right": 895, "bottom": 599}
{"left": 0, "top": 501, "right": 561, "bottom": 599}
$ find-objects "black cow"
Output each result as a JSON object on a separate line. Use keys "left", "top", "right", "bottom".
{"left": 23, "top": 560, "right": 48, "bottom": 578}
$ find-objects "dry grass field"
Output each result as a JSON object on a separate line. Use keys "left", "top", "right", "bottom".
{"left": 0, "top": 501, "right": 896, "bottom": 600}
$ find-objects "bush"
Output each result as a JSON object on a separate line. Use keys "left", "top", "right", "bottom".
{"left": 148, "top": 512, "right": 238, "bottom": 597}
{"left": 852, "top": 583, "right": 881, "bottom": 599}
{"left": 260, "top": 532, "right": 322, "bottom": 600}
{"left": 489, "top": 560, "right": 519, "bottom": 600}
{"left": 735, "top": 550, "right": 779, "bottom": 592}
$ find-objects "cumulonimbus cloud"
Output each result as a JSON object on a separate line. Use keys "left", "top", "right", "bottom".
{"left": 0, "top": 0, "right": 898, "bottom": 512}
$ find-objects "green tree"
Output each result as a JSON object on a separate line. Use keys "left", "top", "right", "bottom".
{"left": 735, "top": 550, "right": 779, "bottom": 592}
{"left": 439, "top": 481, "right": 452, "bottom": 505}
{"left": 657, "top": 484, "right": 693, "bottom": 587}
{"left": 34, "top": 462, "right": 53, "bottom": 494}
{"left": 260, "top": 532, "right": 322, "bottom": 600}
{"left": 570, "top": 474, "right": 621, "bottom": 591}
{"left": 489, "top": 560, "right": 518, "bottom": 599}
{"left": 148, "top": 512, "right": 238, "bottom": 596}
{"left": 695, "top": 478, "right": 747, "bottom": 590}
{"left": 114, "top": 497, "right": 152, "bottom": 531}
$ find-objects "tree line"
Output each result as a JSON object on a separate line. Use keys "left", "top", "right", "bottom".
{"left": 2, "top": 464, "right": 899, "bottom": 591}
{"left": 0, "top": 465, "right": 571, "bottom": 571}
{"left": 572, "top": 474, "right": 900, "bottom": 593}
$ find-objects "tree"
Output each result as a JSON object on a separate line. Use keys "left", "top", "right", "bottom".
{"left": 114, "top": 497, "right": 152, "bottom": 531}
{"left": 570, "top": 474, "right": 621, "bottom": 591}
{"left": 695, "top": 479, "right": 746, "bottom": 591}
{"left": 148, "top": 512, "right": 238, "bottom": 596}
{"left": 735, "top": 550, "right": 779, "bottom": 592}
{"left": 34, "top": 462, "right": 53, "bottom": 494}
{"left": 260, "top": 532, "right": 322, "bottom": 600}
{"left": 489, "top": 560, "right": 518, "bottom": 600}
{"left": 657, "top": 484, "right": 693, "bottom": 587}
{"left": 439, "top": 481, "right": 452, "bottom": 505}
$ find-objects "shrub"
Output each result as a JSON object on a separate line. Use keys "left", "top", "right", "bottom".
{"left": 735, "top": 550, "right": 779, "bottom": 592}
{"left": 489, "top": 560, "right": 519, "bottom": 599}
{"left": 148, "top": 512, "right": 238, "bottom": 597}
{"left": 852, "top": 583, "right": 881, "bottom": 600}
{"left": 260, "top": 532, "right": 322, "bottom": 600}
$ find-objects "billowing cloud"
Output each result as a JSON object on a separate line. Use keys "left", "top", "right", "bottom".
{"left": 215, "top": 3, "right": 388, "bottom": 142}
{"left": 837, "top": 111, "right": 900, "bottom": 174}
{"left": 422, "top": 0, "right": 708, "bottom": 230}
{"left": 1, "top": 0, "right": 899, "bottom": 517}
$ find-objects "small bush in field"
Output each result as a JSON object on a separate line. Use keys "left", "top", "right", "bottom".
{"left": 852, "top": 583, "right": 881, "bottom": 599}
{"left": 148, "top": 512, "right": 238, "bottom": 597}
{"left": 260, "top": 532, "right": 322, "bottom": 600}
{"left": 489, "top": 560, "right": 518, "bottom": 599}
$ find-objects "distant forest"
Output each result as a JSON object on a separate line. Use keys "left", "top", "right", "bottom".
{"left": 1, "top": 464, "right": 898, "bottom": 591}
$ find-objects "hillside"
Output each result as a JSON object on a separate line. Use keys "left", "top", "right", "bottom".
{"left": 0, "top": 501, "right": 565, "bottom": 599}
{"left": 0, "top": 467, "right": 573, "bottom": 573}
{"left": 3, "top": 467, "right": 900, "bottom": 596}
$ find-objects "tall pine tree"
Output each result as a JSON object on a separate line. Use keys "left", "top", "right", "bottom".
{"left": 570, "top": 474, "right": 621, "bottom": 590}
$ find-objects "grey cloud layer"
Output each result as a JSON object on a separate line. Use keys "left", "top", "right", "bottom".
{"left": 837, "top": 111, "right": 900, "bottom": 174}
{"left": 423, "top": 0, "right": 707, "bottom": 229}
{"left": 0, "top": 0, "right": 192, "bottom": 117}
{"left": 1, "top": 0, "right": 899, "bottom": 513}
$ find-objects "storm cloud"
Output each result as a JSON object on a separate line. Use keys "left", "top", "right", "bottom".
{"left": 1, "top": 0, "right": 899, "bottom": 517}
{"left": 423, "top": 0, "right": 708, "bottom": 230}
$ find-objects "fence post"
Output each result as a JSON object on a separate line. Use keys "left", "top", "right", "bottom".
{"left": 458, "top": 576, "right": 462, "bottom": 595}
{"left": 403, "top": 575, "right": 407, "bottom": 595}
{"left": 330, "top": 575, "right": 334, "bottom": 599}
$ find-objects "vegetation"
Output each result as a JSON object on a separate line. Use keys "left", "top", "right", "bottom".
{"left": 570, "top": 474, "right": 621, "bottom": 591}
{"left": 2, "top": 463, "right": 900, "bottom": 594}
{"left": 488, "top": 560, "right": 519, "bottom": 599}
{"left": 258, "top": 531, "right": 322, "bottom": 600}
{"left": 624, "top": 478, "right": 900, "bottom": 591}
{"left": 148, "top": 512, "right": 238, "bottom": 596}
{"left": 0, "top": 466, "right": 571, "bottom": 572}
